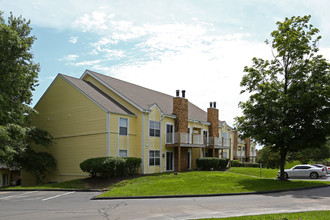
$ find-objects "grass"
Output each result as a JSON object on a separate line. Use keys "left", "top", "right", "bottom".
{"left": 227, "top": 167, "right": 278, "bottom": 179}
{"left": 199, "top": 210, "right": 330, "bottom": 219}
{"left": 98, "top": 170, "right": 330, "bottom": 197}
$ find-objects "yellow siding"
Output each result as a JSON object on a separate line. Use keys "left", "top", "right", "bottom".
{"left": 83, "top": 74, "right": 144, "bottom": 170}
{"left": 24, "top": 76, "right": 108, "bottom": 185}
{"left": 33, "top": 76, "right": 107, "bottom": 138}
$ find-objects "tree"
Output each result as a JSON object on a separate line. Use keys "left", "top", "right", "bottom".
{"left": 235, "top": 15, "right": 330, "bottom": 180}
{"left": 0, "top": 11, "right": 56, "bottom": 183}
{"left": 288, "top": 137, "right": 330, "bottom": 164}
{"left": 257, "top": 146, "right": 281, "bottom": 169}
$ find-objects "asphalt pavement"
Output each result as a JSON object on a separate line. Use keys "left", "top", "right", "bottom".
{"left": 1, "top": 186, "right": 330, "bottom": 219}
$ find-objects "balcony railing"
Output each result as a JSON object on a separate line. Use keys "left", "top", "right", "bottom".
{"left": 166, "top": 133, "right": 231, "bottom": 148}
{"left": 192, "top": 134, "right": 204, "bottom": 145}
{"left": 207, "top": 137, "right": 222, "bottom": 146}
{"left": 238, "top": 139, "right": 246, "bottom": 145}
{"left": 236, "top": 150, "right": 246, "bottom": 158}
{"left": 166, "top": 132, "right": 204, "bottom": 145}
{"left": 223, "top": 138, "right": 231, "bottom": 147}
{"left": 250, "top": 151, "right": 257, "bottom": 157}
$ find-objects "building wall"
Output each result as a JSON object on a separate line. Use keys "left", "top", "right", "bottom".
{"left": 23, "top": 76, "right": 109, "bottom": 185}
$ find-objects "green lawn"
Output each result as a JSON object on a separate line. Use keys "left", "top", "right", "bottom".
{"left": 227, "top": 167, "right": 278, "bottom": 179}
{"left": 199, "top": 210, "right": 330, "bottom": 220}
{"left": 98, "top": 171, "right": 330, "bottom": 197}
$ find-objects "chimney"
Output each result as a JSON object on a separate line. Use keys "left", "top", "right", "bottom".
{"left": 176, "top": 90, "right": 180, "bottom": 97}
{"left": 173, "top": 90, "right": 188, "bottom": 133}
{"left": 182, "top": 90, "right": 186, "bottom": 98}
{"left": 207, "top": 102, "right": 219, "bottom": 137}
{"left": 213, "top": 102, "right": 216, "bottom": 108}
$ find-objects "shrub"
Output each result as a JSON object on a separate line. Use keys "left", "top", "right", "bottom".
{"left": 245, "top": 163, "right": 259, "bottom": 168}
{"left": 80, "top": 156, "right": 142, "bottom": 178}
{"left": 196, "top": 158, "right": 219, "bottom": 170}
{"left": 231, "top": 160, "right": 242, "bottom": 167}
{"left": 196, "top": 158, "right": 229, "bottom": 170}
{"left": 126, "top": 157, "right": 142, "bottom": 175}
{"left": 218, "top": 158, "right": 229, "bottom": 169}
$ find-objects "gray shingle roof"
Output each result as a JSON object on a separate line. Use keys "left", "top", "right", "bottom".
{"left": 85, "top": 70, "right": 209, "bottom": 122}
{"left": 60, "top": 74, "right": 135, "bottom": 116}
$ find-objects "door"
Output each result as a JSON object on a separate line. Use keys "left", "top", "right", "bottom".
{"left": 2, "top": 174, "right": 8, "bottom": 187}
{"left": 166, "top": 124, "right": 174, "bottom": 144}
{"left": 166, "top": 151, "right": 174, "bottom": 171}
{"left": 187, "top": 149, "right": 191, "bottom": 170}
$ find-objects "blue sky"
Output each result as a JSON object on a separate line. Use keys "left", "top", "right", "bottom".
{"left": 1, "top": 0, "right": 330, "bottom": 126}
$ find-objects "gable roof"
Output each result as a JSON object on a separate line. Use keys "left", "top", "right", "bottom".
{"left": 60, "top": 74, "right": 135, "bottom": 116}
{"left": 83, "top": 70, "right": 209, "bottom": 122}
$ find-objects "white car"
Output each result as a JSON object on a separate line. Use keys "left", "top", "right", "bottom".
{"left": 278, "top": 165, "right": 327, "bottom": 179}
{"left": 311, "top": 164, "right": 330, "bottom": 174}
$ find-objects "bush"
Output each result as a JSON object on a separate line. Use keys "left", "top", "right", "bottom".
{"left": 126, "top": 157, "right": 142, "bottom": 175}
{"left": 245, "top": 163, "right": 259, "bottom": 168}
{"left": 80, "top": 156, "right": 142, "bottom": 178}
{"left": 231, "top": 160, "right": 242, "bottom": 167}
{"left": 219, "top": 158, "right": 229, "bottom": 169}
{"left": 196, "top": 158, "right": 229, "bottom": 170}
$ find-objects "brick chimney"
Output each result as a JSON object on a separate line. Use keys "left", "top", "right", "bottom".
{"left": 207, "top": 102, "right": 219, "bottom": 137}
{"left": 173, "top": 90, "right": 188, "bottom": 133}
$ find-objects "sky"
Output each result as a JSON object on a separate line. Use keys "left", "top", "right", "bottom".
{"left": 1, "top": 0, "right": 330, "bottom": 127}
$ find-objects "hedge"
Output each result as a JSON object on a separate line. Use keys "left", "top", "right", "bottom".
{"left": 80, "top": 157, "right": 142, "bottom": 178}
{"left": 231, "top": 160, "right": 242, "bottom": 167}
{"left": 196, "top": 158, "right": 229, "bottom": 170}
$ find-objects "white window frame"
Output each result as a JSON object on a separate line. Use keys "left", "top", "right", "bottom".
{"left": 119, "top": 149, "right": 128, "bottom": 157}
{"left": 149, "top": 120, "right": 161, "bottom": 137}
{"left": 149, "top": 150, "right": 160, "bottom": 166}
{"left": 119, "top": 117, "right": 128, "bottom": 136}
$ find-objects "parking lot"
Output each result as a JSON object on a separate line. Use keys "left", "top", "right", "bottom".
{"left": 0, "top": 190, "right": 77, "bottom": 202}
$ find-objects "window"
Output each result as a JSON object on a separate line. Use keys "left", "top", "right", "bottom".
{"left": 119, "top": 150, "right": 127, "bottom": 157}
{"left": 119, "top": 118, "right": 128, "bottom": 135}
{"left": 149, "top": 120, "right": 160, "bottom": 137}
{"left": 223, "top": 152, "right": 228, "bottom": 158}
{"left": 222, "top": 132, "right": 228, "bottom": 139}
{"left": 149, "top": 150, "right": 160, "bottom": 166}
{"left": 188, "top": 127, "right": 191, "bottom": 143}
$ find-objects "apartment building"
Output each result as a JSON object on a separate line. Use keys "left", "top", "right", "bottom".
{"left": 22, "top": 70, "right": 251, "bottom": 185}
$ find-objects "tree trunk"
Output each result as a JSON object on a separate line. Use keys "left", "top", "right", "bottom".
{"left": 279, "top": 149, "right": 288, "bottom": 181}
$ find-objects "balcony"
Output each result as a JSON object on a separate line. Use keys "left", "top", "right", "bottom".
{"left": 166, "top": 132, "right": 205, "bottom": 147}
{"left": 236, "top": 150, "right": 246, "bottom": 158}
{"left": 238, "top": 139, "right": 246, "bottom": 145}
{"left": 207, "top": 137, "right": 230, "bottom": 149}
{"left": 250, "top": 151, "right": 257, "bottom": 157}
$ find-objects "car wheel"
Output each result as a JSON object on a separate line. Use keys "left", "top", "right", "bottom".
{"left": 284, "top": 172, "right": 288, "bottom": 179}
{"left": 310, "top": 172, "right": 318, "bottom": 179}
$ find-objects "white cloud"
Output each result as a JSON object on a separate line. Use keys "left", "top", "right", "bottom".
{"left": 59, "top": 54, "right": 79, "bottom": 61}
{"left": 69, "top": 36, "right": 78, "bottom": 44}
{"left": 71, "top": 60, "right": 101, "bottom": 67}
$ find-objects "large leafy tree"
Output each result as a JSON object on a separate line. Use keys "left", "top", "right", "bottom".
{"left": 236, "top": 15, "right": 330, "bottom": 180}
{"left": 0, "top": 11, "right": 56, "bottom": 183}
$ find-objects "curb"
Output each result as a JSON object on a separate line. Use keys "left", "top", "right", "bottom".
{"left": 91, "top": 184, "right": 330, "bottom": 200}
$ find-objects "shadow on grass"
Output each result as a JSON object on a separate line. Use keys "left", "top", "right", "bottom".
{"left": 237, "top": 178, "right": 330, "bottom": 199}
